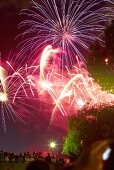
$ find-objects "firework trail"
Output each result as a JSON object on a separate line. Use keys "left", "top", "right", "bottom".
{"left": 40, "top": 45, "right": 60, "bottom": 80}
{"left": 0, "top": 59, "right": 38, "bottom": 132}
{"left": 24, "top": 45, "right": 114, "bottom": 123}
{"left": 1, "top": 45, "right": 114, "bottom": 131}
{"left": 18, "top": 0, "right": 113, "bottom": 69}
{"left": 0, "top": 66, "right": 7, "bottom": 100}
{"left": 50, "top": 65, "right": 114, "bottom": 123}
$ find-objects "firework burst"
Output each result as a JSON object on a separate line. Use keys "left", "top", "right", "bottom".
{"left": 18, "top": 0, "right": 113, "bottom": 69}
{"left": 25, "top": 46, "right": 114, "bottom": 123}
{"left": 0, "top": 58, "right": 38, "bottom": 132}
{"left": 1, "top": 0, "right": 114, "bottom": 131}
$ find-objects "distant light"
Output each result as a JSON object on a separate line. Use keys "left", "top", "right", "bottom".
{"left": 80, "top": 140, "right": 83, "bottom": 144}
{"left": 49, "top": 141, "right": 56, "bottom": 149}
{"left": 105, "top": 58, "right": 108, "bottom": 64}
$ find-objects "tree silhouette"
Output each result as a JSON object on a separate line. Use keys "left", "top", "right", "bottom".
{"left": 62, "top": 106, "right": 114, "bottom": 155}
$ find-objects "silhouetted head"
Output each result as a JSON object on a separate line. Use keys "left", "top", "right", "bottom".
{"left": 26, "top": 160, "right": 50, "bottom": 170}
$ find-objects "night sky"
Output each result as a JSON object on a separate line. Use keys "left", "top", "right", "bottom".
{"left": 0, "top": 0, "right": 66, "bottom": 153}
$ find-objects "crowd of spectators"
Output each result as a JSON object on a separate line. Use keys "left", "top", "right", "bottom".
{"left": 1, "top": 140, "right": 114, "bottom": 170}
{"left": 0, "top": 150, "right": 35, "bottom": 163}
{"left": 0, "top": 150, "right": 67, "bottom": 169}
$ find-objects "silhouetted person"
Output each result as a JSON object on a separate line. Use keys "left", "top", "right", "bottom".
{"left": 61, "top": 140, "right": 109, "bottom": 170}
{"left": 26, "top": 160, "right": 50, "bottom": 170}
{"left": 45, "top": 153, "right": 51, "bottom": 163}
{"left": 0, "top": 150, "right": 4, "bottom": 162}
